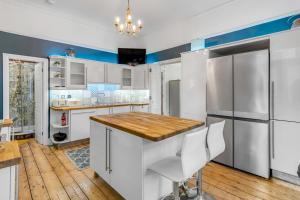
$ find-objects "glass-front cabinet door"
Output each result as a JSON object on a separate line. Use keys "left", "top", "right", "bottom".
{"left": 66, "top": 58, "right": 87, "bottom": 89}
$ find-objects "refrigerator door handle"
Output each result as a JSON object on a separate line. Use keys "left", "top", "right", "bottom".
{"left": 271, "top": 120, "right": 275, "bottom": 159}
{"left": 271, "top": 81, "right": 275, "bottom": 119}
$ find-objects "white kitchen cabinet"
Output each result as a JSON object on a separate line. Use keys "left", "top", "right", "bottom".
{"left": 0, "top": 166, "right": 17, "bottom": 200}
{"left": 181, "top": 50, "right": 208, "bottom": 121}
{"left": 132, "top": 65, "right": 149, "bottom": 89}
{"left": 112, "top": 106, "right": 131, "bottom": 114}
{"left": 149, "top": 64, "right": 162, "bottom": 114}
{"left": 106, "top": 63, "right": 122, "bottom": 84}
{"left": 86, "top": 60, "right": 105, "bottom": 83}
{"left": 66, "top": 58, "right": 87, "bottom": 89}
{"left": 271, "top": 120, "right": 300, "bottom": 176}
{"left": 121, "top": 67, "right": 132, "bottom": 89}
{"left": 90, "top": 122, "right": 110, "bottom": 183}
{"left": 132, "top": 105, "right": 149, "bottom": 112}
{"left": 90, "top": 122, "right": 143, "bottom": 200}
{"left": 70, "top": 109, "right": 96, "bottom": 141}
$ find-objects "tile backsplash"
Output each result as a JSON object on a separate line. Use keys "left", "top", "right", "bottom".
{"left": 50, "top": 84, "right": 149, "bottom": 106}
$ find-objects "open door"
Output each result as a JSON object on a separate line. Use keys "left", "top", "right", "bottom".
{"left": 34, "top": 63, "right": 43, "bottom": 144}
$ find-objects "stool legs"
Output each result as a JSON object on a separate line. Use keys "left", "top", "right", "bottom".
{"left": 173, "top": 182, "right": 180, "bottom": 200}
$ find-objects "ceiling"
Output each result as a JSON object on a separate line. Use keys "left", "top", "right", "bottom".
{"left": 10, "top": 0, "right": 234, "bottom": 35}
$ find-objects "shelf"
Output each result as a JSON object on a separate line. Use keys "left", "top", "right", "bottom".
{"left": 50, "top": 77, "right": 65, "bottom": 80}
{"left": 71, "top": 73, "right": 85, "bottom": 76}
{"left": 51, "top": 123, "right": 69, "bottom": 129}
{"left": 50, "top": 136, "right": 69, "bottom": 144}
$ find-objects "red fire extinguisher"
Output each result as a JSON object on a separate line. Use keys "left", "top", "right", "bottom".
{"left": 61, "top": 112, "right": 67, "bottom": 126}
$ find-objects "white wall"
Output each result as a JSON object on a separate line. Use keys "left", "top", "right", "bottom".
{"left": 140, "top": 0, "right": 300, "bottom": 53}
{"left": 0, "top": 0, "right": 139, "bottom": 53}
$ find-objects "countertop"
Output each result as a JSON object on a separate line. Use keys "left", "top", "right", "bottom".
{"left": 90, "top": 112, "right": 204, "bottom": 141}
{"left": 50, "top": 103, "right": 149, "bottom": 111}
{"left": 0, "top": 141, "right": 21, "bottom": 169}
{"left": 0, "top": 119, "right": 13, "bottom": 127}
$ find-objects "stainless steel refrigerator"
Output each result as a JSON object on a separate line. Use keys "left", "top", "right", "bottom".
{"left": 169, "top": 80, "right": 180, "bottom": 117}
{"left": 207, "top": 49, "right": 270, "bottom": 178}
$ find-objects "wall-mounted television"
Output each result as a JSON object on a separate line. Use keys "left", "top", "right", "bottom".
{"left": 118, "top": 48, "right": 146, "bottom": 66}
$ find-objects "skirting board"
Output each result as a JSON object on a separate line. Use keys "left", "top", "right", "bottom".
{"left": 272, "top": 170, "right": 300, "bottom": 186}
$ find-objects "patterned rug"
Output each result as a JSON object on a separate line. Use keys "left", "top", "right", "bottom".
{"left": 66, "top": 147, "right": 90, "bottom": 170}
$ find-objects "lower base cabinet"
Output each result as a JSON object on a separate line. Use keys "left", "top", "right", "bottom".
{"left": 90, "top": 121, "right": 143, "bottom": 200}
{"left": 271, "top": 120, "right": 300, "bottom": 177}
{"left": 70, "top": 109, "right": 96, "bottom": 141}
{"left": 0, "top": 166, "right": 18, "bottom": 200}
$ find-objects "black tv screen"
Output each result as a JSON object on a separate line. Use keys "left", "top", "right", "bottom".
{"left": 118, "top": 48, "right": 146, "bottom": 66}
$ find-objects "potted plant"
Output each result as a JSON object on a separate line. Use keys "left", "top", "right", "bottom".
{"left": 53, "top": 61, "right": 61, "bottom": 68}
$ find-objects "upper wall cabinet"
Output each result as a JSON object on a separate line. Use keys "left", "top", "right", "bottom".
{"left": 121, "top": 66, "right": 132, "bottom": 89}
{"left": 66, "top": 58, "right": 87, "bottom": 89}
{"left": 106, "top": 63, "right": 122, "bottom": 85}
{"left": 132, "top": 64, "right": 149, "bottom": 90}
{"left": 86, "top": 60, "right": 105, "bottom": 83}
{"left": 49, "top": 56, "right": 67, "bottom": 89}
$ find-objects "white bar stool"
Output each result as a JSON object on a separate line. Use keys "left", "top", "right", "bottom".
{"left": 148, "top": 128, "right": 208, "bottom": 200}
{"left": 187, "top": 120, "right": 226, "bottom": 200}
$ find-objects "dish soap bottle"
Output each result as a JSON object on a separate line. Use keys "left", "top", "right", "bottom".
{"left": 61, "top": 112, "right": 67, "bottom": 126}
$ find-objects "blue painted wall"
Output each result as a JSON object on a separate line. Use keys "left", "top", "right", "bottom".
{"left": 0, "top": 31, "right": 118, "bottom": 118}
{"left": 147, "top": 13, "right": 300, "bottom": 63}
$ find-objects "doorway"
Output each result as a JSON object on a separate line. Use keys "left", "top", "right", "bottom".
{"left": 161, "top": 62, "right": 181, "bottom": 116}
{"left": 3, "top": 54, "right": 49, "bottom": 145}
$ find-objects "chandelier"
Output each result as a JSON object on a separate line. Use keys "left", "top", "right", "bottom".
{"left": 114, "top": 0, "right": 142, "bottom": 36}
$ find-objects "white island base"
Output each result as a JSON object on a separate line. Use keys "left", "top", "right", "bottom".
{"left": 90, "top": 120, "right": 202, "bottom": 200}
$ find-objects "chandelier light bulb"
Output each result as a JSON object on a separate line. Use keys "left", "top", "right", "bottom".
{"left": 114, "top": 0, "right": 143, "bottom": 36}
{"left": 137, "top": 19, "right": 142, "bottom": 28}
{"left": 115, "top": 17, "right": 120, "bottom": 25}
{"left": 119, "top": 24, "right": 125, "bottom": 32}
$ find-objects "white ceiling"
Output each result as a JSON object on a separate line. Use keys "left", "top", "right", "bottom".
{"left": 9, "top": 0, "right": 235, "bottom": 35}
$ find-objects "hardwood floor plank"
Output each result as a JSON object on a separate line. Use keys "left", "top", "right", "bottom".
{"left": 41, "top": 145, "right": 88, "bottom": 200}
{"left": 20, "top": 143, "right": 51, "bottom": 200}
{"left": 51, "top": 146, "right": 108, "bottom": 200}
{"left": 82, "top": 168, "right": 124, "bottom": 200}
{"left": 28, "top": 141, "right": 70, "bottom": 200}
{"left": 206, "top": 163, "right": 300, "bottom": 200}
{"left": 19, "top": 153, "right": 32, "bottom": 200}
{"left": 19, "top": 140, "right": 300, "bottom": 200}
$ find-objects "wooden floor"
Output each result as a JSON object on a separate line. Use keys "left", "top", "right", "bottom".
{"left": 19, "top": 139, "right": 300, "bottom": 200}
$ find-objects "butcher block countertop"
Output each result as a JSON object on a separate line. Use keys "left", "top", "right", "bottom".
{"left": 90, "top": 112, "right": 204, "bottom": 141}
{"left": 51, "top": 103, "right": 149, "bottom": 111}
{"left": 0, "top": 119, "right": 13, "bottom": 127}
{"left": 0, "top": 141, "right": 21, "bottom": 169}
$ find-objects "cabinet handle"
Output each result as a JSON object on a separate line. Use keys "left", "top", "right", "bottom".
{"left": 271, "top": 81, "right": 275, "bottom": 119}
{"left": 105, "top": 128, "right": 108, "bottom": 171}
{"left": 108, "top": 129, "right": 112, "bottom": 173}
{"left": 271, "top": 121, "right": 275, "bottom": 159}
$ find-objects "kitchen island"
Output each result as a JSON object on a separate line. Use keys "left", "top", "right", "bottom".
{"left": 90, "top": 112, "right": 204, "bottom": 200}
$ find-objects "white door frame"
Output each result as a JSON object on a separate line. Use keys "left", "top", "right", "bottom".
{"left": 3, "top": 53, "right": 49, "bottom": 145}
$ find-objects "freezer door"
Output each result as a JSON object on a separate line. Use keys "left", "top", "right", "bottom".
{"left": 234, "top": 50, "right": 269, "bottom": 120}
{"left": 207, "top": 56, "right": 233, "bottom": 117}
{"left": 207, "top": 116, "right": 233, "bottom": 167}
{"left": 270, "top": 29, "right": 300, "bottom": 122}
{"left": 234, "top": 120, "right": 270, "bottom": 178}
{"left": 271, "top": 120, "right": 300, "bottom": 176}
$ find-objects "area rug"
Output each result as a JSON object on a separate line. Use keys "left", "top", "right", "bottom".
{"left": 66, "top": 147, "right": 90, "bottom": 170}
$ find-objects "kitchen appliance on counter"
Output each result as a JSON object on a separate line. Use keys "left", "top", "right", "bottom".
{"left": 207, "top": 49, "right": 270, "bottom": 178}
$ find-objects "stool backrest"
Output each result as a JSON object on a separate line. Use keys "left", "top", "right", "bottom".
{"left": 207, "top": 120, "right": 225, "bottom": 161}
{"left": 181, "top": 127, "right": 208, "bottom": 179}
